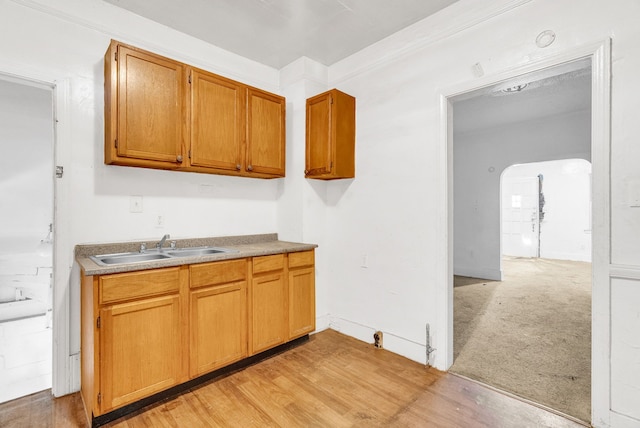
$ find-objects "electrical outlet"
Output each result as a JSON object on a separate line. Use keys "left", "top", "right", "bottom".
{"left": 155, "top": 215, "right": 164, "bottom": 228}
{"left": 374, "top": 331, "right": 383, "bottom": 349}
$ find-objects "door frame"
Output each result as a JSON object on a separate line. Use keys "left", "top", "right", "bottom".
{"left": 436, "top": 39, "right": 611, "bottom": 425}
{"left": 0, "top": 66, "right": 73, "bottom": 398}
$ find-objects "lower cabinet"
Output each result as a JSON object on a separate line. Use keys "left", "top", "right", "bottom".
{"left": 100, "top": 294, "right": 182, "bottom": 411}
{"left": 288, "top": 250, "right": 316, "bottom": 339}
{"left": 189, "top": 259, "right": 248, "bottom": 377}
{"left": 81, "top": 266, "right": 188, "bottom": 418}
{"left": 81, "top": 250, "right": 315, "bottom": 424}
{"left": 250, "top": 254, "right": 287, "bottom": 354}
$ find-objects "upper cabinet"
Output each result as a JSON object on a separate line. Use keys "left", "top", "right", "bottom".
{"left": 189, "top": 69, "right": 244, "bottom": 173}
{"left": 246, "top": 88, "right": 286, "bottom": 177}
{"left": 104, "top": 40, "right": 285, "bottom": 179}
{"left": 104, "top": 42, "right": 187, "bottom": 169}
{"left": 305, "top": 89, "right": 355, "bottom": 180}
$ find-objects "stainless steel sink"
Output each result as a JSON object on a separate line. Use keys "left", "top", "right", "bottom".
{"left": 89, "top": 246, "right": 237, "bottom": 266}
{"left": 166, "top": 246, "right": 237, "bottom": 258}
{"left": 90, "top": 252, "right": 172, "bottom": 266}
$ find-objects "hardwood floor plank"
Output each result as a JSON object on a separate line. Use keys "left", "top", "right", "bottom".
{"left": 0, "top": 330, "right": 586, "bottom": 428}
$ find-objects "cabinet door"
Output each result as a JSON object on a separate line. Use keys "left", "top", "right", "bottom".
{"left": 288, "top": 266, "right": 316, "bottom": 339}
{"left": 246, "top": 88, "right": 285, "bottom": 177}
{"left": 190, "top": 281, "right": 247, "bottom": 377}
{"left": 114, "top": 44, "right": 186, "bottom": 165}
{"left": 305, "top": 91, "right": 332, "bottom": 176}
{"left": 190, "top": 69, "right": 244, "bottom": 172}
{"left": 251, "top": 272, "right": 286, "bottom": 354}
{"left": 99, "top": 295, "right": 181, "bottom": 412}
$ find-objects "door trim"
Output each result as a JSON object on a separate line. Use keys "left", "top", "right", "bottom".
{"left": 436, "top": 39, "right": 611, "bottom": 425}
{"left": 0, "top": 66, "right": 74, "bottom": 398}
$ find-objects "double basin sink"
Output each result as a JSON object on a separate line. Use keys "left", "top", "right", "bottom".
{"left": 90, "top": 246, "right": 237, "bottom": 266}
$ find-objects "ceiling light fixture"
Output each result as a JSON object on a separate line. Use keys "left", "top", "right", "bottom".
{"left": 502, "top": 83, "right": 528, "bottom": 93}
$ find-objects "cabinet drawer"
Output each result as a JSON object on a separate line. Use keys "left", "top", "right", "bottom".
{"left": 99, "top": 267, "right": 181, "bottom": 304}
{"left": 190, "top": 259, "right": 247, "bottom": 289}
{"left": 288, "top": 250, "right": 314, "bottom": 269}
{"left": 252, "top": 254, "right": 285, "bottom": 274}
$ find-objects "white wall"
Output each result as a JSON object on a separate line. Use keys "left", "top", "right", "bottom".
{"left": 322, "top": 0, "right": 639, "bottom": 426}
{"left": 453, "top": 110, "right": 590, "bottom": 280}
{"left": 502, "top": 159, "right": 592, "bottom": 262}
{"left": 3, "top": 0, "right": 640, "bottom": 426}
{"left": 0, "top": 0, "right": 288, "bottom": 397}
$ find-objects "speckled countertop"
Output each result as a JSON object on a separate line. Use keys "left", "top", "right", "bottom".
{"left": 75, "top": 233, "right": 317, "bottom": 276}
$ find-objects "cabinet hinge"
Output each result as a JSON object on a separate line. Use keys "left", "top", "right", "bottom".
{"left": 97, "top": 393, "right": 101, "bottom": 404}
{"left": 188, "top": 150, "right": 191, "bottom": 159}
{"left": 188, "top": 73, "right": 191, "bottom": 84}
{"left": 330, "top": 161, "right": 334, "bottom": 168}
{"left": 330, "top": 96, "right": 334, "bottom": 104}
{"left": 114, "top": 139, "right": 118, "bottom": 149}
{"left": 114, "top": 51, "right": 118, "bottom": 61}
{"left": 96, "top": 316, "right": 101, "bottom": 329}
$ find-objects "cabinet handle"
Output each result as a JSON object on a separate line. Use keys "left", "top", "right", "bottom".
{"left": 236, "top": 164, "right": 241, "bottom": 170}
{"left": 176, "top": 155, "right": 183, "bottom": 163}
{"left": 247, "top": 165, "right": 253, "bottom": 171}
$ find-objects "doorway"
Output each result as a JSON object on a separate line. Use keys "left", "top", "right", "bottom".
{"left": 448, "top": 58, "right": 593, "bottom": 421}
{"left": 452, "top": 158, "right": 592, "bottom": 421}
{"left": 0, "top": 76, "right": 55, "bottom": 403}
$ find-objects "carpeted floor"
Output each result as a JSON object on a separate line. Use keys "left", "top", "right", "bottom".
{"left": 451, "top": 256, "right": 591, "bottom": 423}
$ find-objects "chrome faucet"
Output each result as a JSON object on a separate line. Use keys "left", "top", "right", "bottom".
{"left": 156, "top": 234, "right": 170, "bottom": 251}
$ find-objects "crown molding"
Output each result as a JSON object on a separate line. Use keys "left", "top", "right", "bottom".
{"left": 329, "top": 0, "right": 533, "bottom": 86}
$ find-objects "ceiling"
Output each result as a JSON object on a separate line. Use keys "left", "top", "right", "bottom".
{"left": 102, "top": 0, "right": 590, "bottom": 132}
{"left": 452, "top": 58, "right": 592, "bottom": 134}
{"left": 103, "top": 0, "right": 458, "bottom": 69}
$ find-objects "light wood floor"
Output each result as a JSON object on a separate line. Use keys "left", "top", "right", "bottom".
{"left": 0, "top": 330, "right": 586, "bottom": 428}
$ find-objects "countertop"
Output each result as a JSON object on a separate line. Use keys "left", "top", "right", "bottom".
{"left": 75, "top": 233, "right": 317, "bottom": 276}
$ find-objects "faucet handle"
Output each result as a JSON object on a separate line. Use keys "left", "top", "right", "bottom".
{"left": 170, "top": 241, "right": 177, "bottom": 250}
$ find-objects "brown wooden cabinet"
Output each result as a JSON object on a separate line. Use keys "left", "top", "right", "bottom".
{"left": 189, "top": 69, "right": 245, "bottom": 173}
{"left": 81, "top": 267, "right": 188, "bottom": 417}
{"left": 305, "top": 89, "right": 355, "bottom": 179}
{"left": 288, "top": 250, "right": 316, "bottom": 339}
{"left": 250, "top": 254, "right": 287, "bottom": 354}
{"left": 188, "top": 70, "right": 285, "bottom": 177}
{"left": 104, "top": 41, "right": 187, "bottom": 169}
{"left": 104, "top": 40, "right": 285, "bottom": 178}
{"left": 81, "top": 250, "right": 315, "bottom": 424}
{"left": 189, "top": 259, "right": 248, "bottom": 377}
{"left": 246, "top": 88, "right": 286, "bottom": 176}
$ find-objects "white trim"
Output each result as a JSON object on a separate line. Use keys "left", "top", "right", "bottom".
{"left": 438, "top": 39, "right": 612, "bottom": 427}
{"left": 610, "top": 265, "right": 640, "bottom": 281}
{"left": 453, "top": 266, "right": 503, "bottom": 281}
{"left": 52, "top": 77, "right": 74, "bottom": 397}
{"left": 0, "top": 62, "right": 73, "bottom": 398}
{"left": 610, "top": 411, "right": 640, "bottom": 428}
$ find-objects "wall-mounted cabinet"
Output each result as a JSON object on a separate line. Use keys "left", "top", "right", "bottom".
{"left": 104, "top": 42, "right": 187, "bottom": 169}
{"left": 305, "top": 89, "right": 355, "bottom": 180}
{"left": 104, "top": 40, "right": 285, "bottom": 178}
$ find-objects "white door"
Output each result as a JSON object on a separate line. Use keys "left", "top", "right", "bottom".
{"left": 502, "top": 176, "right": 539, "bottom": 257}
